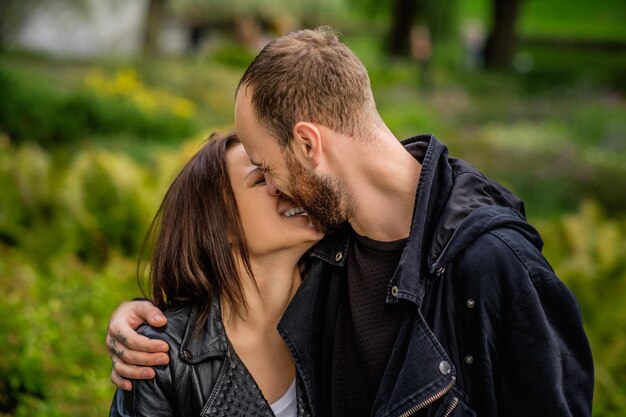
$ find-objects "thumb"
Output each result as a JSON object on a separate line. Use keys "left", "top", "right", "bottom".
{"left": 136, "top": 301, "right": 167, "bottom": 327}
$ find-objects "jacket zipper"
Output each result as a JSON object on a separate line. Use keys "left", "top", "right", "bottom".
{"left": 396, "top": 376, "right": 456, "bottom": 417}
{"left": 441, "top": 397, "right": 459, "bottom": 417}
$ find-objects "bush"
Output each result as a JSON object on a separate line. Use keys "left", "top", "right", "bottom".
{"left": 0, "top": 248, "right": 139, "bottom": 416}
{"left": 0, "top": 140, "right": 185, "bottom": 415}
{"left": 0, "top": 140, "right": 168, "bottom": 268}
{"left": 536, "top": 201, "right": 626, "bottom": 416}
{"left": 0, "top": 67, "right": 196, "bottom": 147}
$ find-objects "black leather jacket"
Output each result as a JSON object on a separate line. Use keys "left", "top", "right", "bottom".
{"left": 109, "top": 298, "right": 311, "bottom": 417}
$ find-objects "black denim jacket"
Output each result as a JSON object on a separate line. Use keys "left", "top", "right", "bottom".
{"left": 277, "top": 135, "right": 593, "bottom": 417}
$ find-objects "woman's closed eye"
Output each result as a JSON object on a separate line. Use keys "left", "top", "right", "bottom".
{"left": 253, "top": 176, "right": 266, "bottom": 186}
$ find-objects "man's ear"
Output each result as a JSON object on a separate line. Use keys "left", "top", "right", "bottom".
{"left": 292, "top": 122, "right": 322, "bottom": 168}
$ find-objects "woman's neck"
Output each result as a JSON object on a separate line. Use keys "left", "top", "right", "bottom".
{"left": 221, "top": 252, "right": 302, "bottom": 332}
{"left": 220, "top": 252, "right": 301, "bottom": 404}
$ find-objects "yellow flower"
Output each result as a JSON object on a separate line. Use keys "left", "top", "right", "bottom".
{"left": 83, "top": 68, "right": 195, "bottom": 119}
{"left": 112, "top": 69, "right": 141, "bottom": 95}
{"left": 171, "top": 98, "right": 195, "bottom": 119}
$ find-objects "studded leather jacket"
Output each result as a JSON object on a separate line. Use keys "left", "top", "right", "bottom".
{"left": 109, "top": 298, "right": 311, "bottom": 417}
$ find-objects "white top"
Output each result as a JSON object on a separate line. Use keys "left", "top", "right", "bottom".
{"left": 270, "top": 378, "right": 297, "bottom": 417}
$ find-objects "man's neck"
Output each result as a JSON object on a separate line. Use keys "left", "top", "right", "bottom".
{"left": 341, "top": 136, "right": 421, "bottom": 242}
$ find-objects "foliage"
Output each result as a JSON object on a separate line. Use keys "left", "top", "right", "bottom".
{"left": 0, "top": 136, "right": 202, "bottom": 268}
{"left": 0, "top": 137, "right": 200, "bottom": 415}
{"left": 0, "top": 66, "right": 195, "bottom": 147}
{"left": 535, "top": 203, "right": 626, "bottom": 416}
{"left": 84, "top": 68, "right": 196, "bottom": 120}
{"left": 1, "top": 3, "right": 625, "bottom": 413}
{"left": 170, "top": 0, "right": 348, "bottom": 22}
{"left": 0, "top": 249, "right": 137, "bottom": 416}
{"left": 458, "top": 0, "right": 626, "bottom": 40}
{"left": 210, "top": 41, "right": 257, "bottom": 68}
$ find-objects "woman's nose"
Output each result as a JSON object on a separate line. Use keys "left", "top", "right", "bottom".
{"left": 264, "top": 172, "right": 281, "bottom": 196}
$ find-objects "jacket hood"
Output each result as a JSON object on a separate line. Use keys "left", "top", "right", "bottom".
{"left": 427, "top": 152, "right": 544, "bottom": 270}
{"left": 391, "top": 135, "right": 544, "bottom": 303}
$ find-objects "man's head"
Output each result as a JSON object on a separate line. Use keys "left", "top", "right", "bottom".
{"left": 236, "top": 26, "right": 378, "bottom": 148}
{"left": 235, "top": 27, "right": 378, "bottom": 231}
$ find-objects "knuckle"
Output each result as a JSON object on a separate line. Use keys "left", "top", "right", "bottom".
{"left": 121, "top": 349, "right": 135, "bottom": 363}
{"left": 121, "top": 336, "right": 134, "bottom": 350}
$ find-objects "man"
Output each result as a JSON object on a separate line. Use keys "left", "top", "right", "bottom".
{"left": 106, "top": 27, "right": 593, "bottom": 416}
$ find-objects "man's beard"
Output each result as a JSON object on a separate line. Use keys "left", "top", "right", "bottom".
{"left": 285, "top": 152, "right": 351, "bottom": 233}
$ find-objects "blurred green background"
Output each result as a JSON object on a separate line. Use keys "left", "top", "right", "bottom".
{"left": 1, "top": 0, "right": 625, "bottom": 415}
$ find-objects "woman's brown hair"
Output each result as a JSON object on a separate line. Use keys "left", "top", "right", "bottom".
{"left": 140, "top": 132, "right": 252, "bottom": 327}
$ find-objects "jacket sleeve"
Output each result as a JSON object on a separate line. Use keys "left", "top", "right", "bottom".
{"left": 490, "top": 231, "right": 594, "bottom": 417}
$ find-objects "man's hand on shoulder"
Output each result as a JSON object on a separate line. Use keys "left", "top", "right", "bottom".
{"left": 106, "top": 300, "right": 170, "bottom": 391}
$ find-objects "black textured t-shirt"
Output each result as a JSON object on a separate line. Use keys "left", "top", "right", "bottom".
{"left": 331, "top": 232, "right": 407, "bottom": 417}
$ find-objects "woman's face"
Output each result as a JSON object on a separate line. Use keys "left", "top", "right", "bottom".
{"left": 226, "top": 143, "right": 324, "bottom": 257}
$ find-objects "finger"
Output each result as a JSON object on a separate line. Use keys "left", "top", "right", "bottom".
{"left": 109, "top": 329, "right": 169, "bottom": 354}
{"left": 133, "top": 301, "right": 167, "bottom": 328}
{"left": 109, "top": 342, "right": 169, "bottom": 367}
{"left": 112, "top": 356, "right": 157, "bottom": 380}
{"left": 109, "top": 337, "right": 169, "bottom": 366}
{"left": 111, "top": 368, "right": 133, "bottom": 391}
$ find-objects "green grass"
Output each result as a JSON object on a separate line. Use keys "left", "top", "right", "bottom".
{"left": 459, "top": 0, "right": 626, "bottom": 40}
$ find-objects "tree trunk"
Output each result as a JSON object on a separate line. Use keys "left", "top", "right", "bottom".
{"left": 387, "top": 0, "right": 418, "bottom": 57}
{"left": 484, "top": 0, "right": 522, "bottom": 69}
{"left": 143, "top": 0, "right": 166, "bottom": 58}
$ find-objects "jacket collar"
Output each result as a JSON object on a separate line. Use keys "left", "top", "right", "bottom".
{"left": 308, "top": 223, "right": 351, "bottom": 266}
{"left": 307, "top": 134, "right": 448, "bottom": 307}
{"left": 386, "top": 134, "right": 451, "bottom": 306}
{"left": 180, "top": 298, "right": 228, "bottom": 363}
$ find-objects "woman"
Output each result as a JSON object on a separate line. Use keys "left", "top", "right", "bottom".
{"left": 110, "top": 132, "right": 323, "bottom": 416}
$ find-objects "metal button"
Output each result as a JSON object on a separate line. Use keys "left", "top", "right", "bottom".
{"left": 464, "top": 355, "right": 474, "bottom": 365}
{"left": 466, "top": 298, "right": 476, "bottom": 309}
{"left": 439, "top": 360, "right": 452, "bottom": 375}
{"left": 182, "top": 349, "right": 192, "bottom": 360}
{"left": 335, "top": 251, "right": 343, "bottom": 262}
{"left": 391, "top": 286, "right": 399, "bottom": 297}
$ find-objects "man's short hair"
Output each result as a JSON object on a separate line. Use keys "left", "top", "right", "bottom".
{"left": 237, "top": 27, "right": 377, "bottom": 149}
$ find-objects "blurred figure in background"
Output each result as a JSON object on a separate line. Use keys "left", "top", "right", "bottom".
{"left": 410, "top": 24, "right": 432, "bottom": 90}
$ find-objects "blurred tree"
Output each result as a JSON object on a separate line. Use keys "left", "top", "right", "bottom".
{"left": 386, "top": 0, "right": 457, "bottom": 57}
{"left": 384, "top": 0, "right": 525, "bottom": 68}
{"left": 483, "top": 0, "right": 523, "bottom": 69}
{"left": 170, "top": 0, "right": 347, "bottom": 51}
{"left": 388, "top": 0, "right": 421, "bottom": 56}
{"left": 0, "top": 0, "right": 90, "bottom": 49}
{"left": 144, "top": 0, "right": 168, "bottom": 57}
{"left": 0, "top": 0, "right": 42, "bottom": 48}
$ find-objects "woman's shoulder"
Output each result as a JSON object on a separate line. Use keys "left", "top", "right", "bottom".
{"left": 137, "top": 302, "right": 228, "bottom": 360}
{"left": 137, "top": 305, "right": 194, "bottom": 347}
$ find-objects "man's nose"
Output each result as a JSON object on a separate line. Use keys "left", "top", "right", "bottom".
{"left": 264, "top": 172, "right": 281, "bottom": 196}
